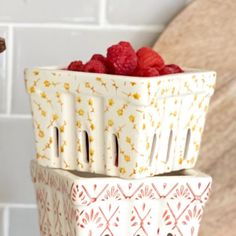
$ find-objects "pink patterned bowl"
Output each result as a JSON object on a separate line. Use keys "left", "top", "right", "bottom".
{"left": 25, "top": 68, "right": 216, "bottom": 178}
{"left": 31, "top": 160, "right": 212, "bottom": 236}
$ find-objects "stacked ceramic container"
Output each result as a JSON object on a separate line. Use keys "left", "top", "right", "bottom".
{"left": 25, "top": 67, "right": 216, "bottom": 236}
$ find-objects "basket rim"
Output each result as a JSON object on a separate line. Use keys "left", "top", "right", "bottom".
{"left": 25, "top": 66, "right": 217, "bottom": 82}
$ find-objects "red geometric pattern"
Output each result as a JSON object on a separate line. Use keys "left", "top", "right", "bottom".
{"left": 31, "top": 161, "right": 212, "bottom": 236}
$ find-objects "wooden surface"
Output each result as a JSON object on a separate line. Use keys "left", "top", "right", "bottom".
{"left": 153, "top": 0, "right": 236, "bottom": 235}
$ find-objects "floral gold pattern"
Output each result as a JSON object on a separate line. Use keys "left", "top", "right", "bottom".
{"left": 25, "top": 68, "right": 216, "bottom": 178}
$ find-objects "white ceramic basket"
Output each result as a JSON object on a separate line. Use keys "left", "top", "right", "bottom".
{"left": 31, "top": 160, "right": 212, "bottom": 236}
{"left": 25, "top": 68, "right": 216, "bottom": 178}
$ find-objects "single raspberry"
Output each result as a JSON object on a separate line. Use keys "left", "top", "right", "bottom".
{"left": 91, "top": 54, "right": 107, "bottom": 64}
{"left": 136, "top": 47, "right": 165, "bottom": 70}
{"left": 67, "top": 60, "right": 84, "bottom": 71}
{"left": 90, "top": 54, "right": 113, "bottom": 73}
{"left": 159, "top": 64, "right": 184, "bottom": 75}
{"left": 134, "top": 67, "right": 160, "bottom": 77}
{"left": 107, "top": 41, "right": 137, "bottom": 75}
{"left": 83, "top": 59, "right": 107, "bottom": 74}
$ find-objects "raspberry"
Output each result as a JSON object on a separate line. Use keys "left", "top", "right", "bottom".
{"left": 107, "top": 41, "right": 137, "bottom": 75}
{"left": 136, "top": 47, "right": 165, "bottom": 70}
{"left": 134, "top": 67, "right": 160, "bottom": 77}
{"left": 90, "top": 54, "right": 113, "bottom": 73}
{"left": 159, "top": 64, "right": 184, "bottom": 75}
{"left": 91, "top": 54, "right": 107, "bottom": 64}
{"left": 67, "top": 60, "right": 83, "bottom": 71}
{"left": 83, "top": 59, "right": 107, "bottom": 74}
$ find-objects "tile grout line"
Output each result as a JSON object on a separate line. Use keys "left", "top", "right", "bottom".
{"left": 99, "top": 0, "right": 107, "bottom": 25}
{"left": 0, "top": 114, "right": 32, "bottom": 119}
{"left": 6, "top": 25, "right": 14, "bottom": 115}
{"left": 0, "top": 22, "right": 164, "bottom": 32}
{"left": 0, "top": 203, "right": 37, "bottom": 208}
{"left": 3, "top": 207, "right": 9, "bottom": 236}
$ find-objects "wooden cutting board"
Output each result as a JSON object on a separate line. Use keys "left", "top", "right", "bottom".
{"left": 153, "top": 0, "right": 236, "bottom": 235}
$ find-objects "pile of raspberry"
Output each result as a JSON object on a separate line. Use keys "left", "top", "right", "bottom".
{"left": 67, "top": 41, "right": 183, "bottom": 77}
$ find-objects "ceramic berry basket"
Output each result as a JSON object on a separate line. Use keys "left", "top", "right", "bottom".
{"left": 31, "top": 160, "right": 212, "bottom": 236}
{"left": 25, "top": 67, "right": 216, "bottom": 178}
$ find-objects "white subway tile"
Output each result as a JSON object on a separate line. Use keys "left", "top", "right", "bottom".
{"left": 0, "top": 118, "right": 36, "bottom": 203}
{"left": 12, "top": 27, "right": 160, "bottom": 114}
{"left": 0, "top": 0, "right": 99, "bottom": 24}
{"left": 0, "top": 27, "right": 8, "bottom": 113}
{"left": 9, "top": 208, "right": 39, "bottom": 236}
{"left": 107, "top": 0, "right": 187, "bottom": 25}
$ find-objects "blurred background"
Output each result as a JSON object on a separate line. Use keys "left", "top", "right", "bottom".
{"left": 0, "top": 1, "right": 192, "bottom": 235}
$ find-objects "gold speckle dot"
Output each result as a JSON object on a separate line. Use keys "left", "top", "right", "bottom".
{"left": 78, "top": 109, "right": 84, "bottom": 116}
{"left": 44, "top": 80, "right": 51, "bottom": 87}
{"left": 90, "top": 123, "right": 95, "bottom": 130}
{"left": 29, "top": 86, "right": 35, "bottom": 94}
{"left": 133, "top": 93, "right": 141, "bottom": 100}
{"left": 64, "top": 83, "right": 70, "bottom": 90}
{"left": 178, "top": 158, "right": 183, "bottom": 165}
{"left": 38, "top": 130, "right": 44, "bottom": 138}
{"left": 117, "top": 109, "right": 123, "bottom": 116}
{"left": 41, "top": 111, "right": 47, "bottom": 117}
{"left": 108, "top": 119, "right": 114, "bottom": 127}
{"left": 76, "top": 121, "right": 81, "bottom": 128}
{"left": 60, "top": 126, "right": 64, "bottom": 133}
{"left": 41, "top": 92, "right": 46, "bottom": 98}
{"left": 88, "top": 99, "right": 93, "bottom": 106}
{"left": 142, "top": 124, "right": 146, "bottom": 129}
{"left": 146, "top": 142, "right": 150, "bottom": 150}
{"left": 76, "top": 96, "right": 81, "bottom": 103}
{"left": 126, "top": 136, "right": 131, "bottom": 144}
{"left": 138, "top": 167, "right": 147, "bottom": 173}
{"left": 129, "top": 115, "right": 135, "bottom": 123}
{"left": 124, "top": 155, "right": 131, "bottom": 162}
{"left": 85, "top": 82, "right": 90, "bottom": 88}
{"left": 195, "top": 143, "right": 199, "bottom": 151}
{"left": 60, "top": 146, "right": 64, "bottom": 153}
{"left": 89, "top": 149, "right": 94, "bottom": 157}
{"left": 33, "top": 71, "right": 39, "bottom": 76}
{"left": 53, "top": 114, "right": 59, "bottom": 121}
{"left": 108, "top": 99, "right": 114, "bottom": 106}
{"left": 89, "top": 136, "right": 94, "bottom": 142}
{"left": 119, "top": 167, "right": 126, "bottom": 174}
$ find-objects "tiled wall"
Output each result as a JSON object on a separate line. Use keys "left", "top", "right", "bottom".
{"left": 0, "top": 0, "right": 190, "bottom": 235}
